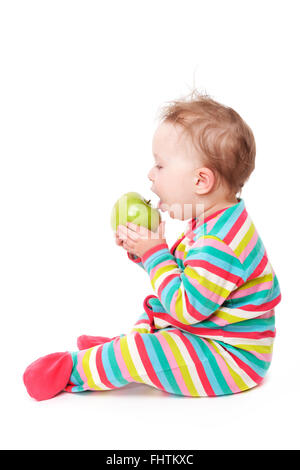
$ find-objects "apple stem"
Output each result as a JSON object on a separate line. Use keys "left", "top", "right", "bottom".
{"left": 146, "top": 199, "right": 151, "bottom": 205}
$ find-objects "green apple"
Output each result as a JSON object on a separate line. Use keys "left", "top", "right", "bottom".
{"left": 111, "top": 192, "right": 161, "bottom": 232}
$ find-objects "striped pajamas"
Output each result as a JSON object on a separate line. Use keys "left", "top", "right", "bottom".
{"left": 65, "top": 198, "right": 281, "bottom": 397}
{"left": 66, "top": 328, "right": 270, "bottom": 397}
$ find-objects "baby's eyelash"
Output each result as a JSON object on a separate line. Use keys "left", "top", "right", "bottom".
{"left": 155, "top": 165, "right": 162, "bottom": 170}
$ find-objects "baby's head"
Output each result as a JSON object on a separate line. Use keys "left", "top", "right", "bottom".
{"left": 148, "top": 90, "right": 256, "bottom": 220}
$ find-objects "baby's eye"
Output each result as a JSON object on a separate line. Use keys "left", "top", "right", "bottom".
{"left": 155, "top": 165, "right": 162, "bottom": 170}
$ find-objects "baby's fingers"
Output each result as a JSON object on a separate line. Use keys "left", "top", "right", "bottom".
{"left": 115, "top": 232, "right": 133, "bottom": 253}
{"left": 114, "top": 232, "right": 124, "bottom": 246}
{"left": 118, "top": 225, "right": 139, "bottom": 242}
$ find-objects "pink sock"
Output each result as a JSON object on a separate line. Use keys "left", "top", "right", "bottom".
{"left": 77, "top": 335, "right": 117, "bottom": 350}
{"left": 23, "top": 351, "right": 73, "bottom": 401}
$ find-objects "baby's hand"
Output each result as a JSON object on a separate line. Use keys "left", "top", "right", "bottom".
{"left": 117, "top": 221, "right": 166, "bottom": 258}
{"left": 114, "top": 231, "right": 124, "bottom": 247}
{"left": 114, "top": 230, "right": 138, "bottom": 256}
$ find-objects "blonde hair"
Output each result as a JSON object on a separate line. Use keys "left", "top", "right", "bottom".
{"left": 157, "top": 89, "right": 256, "bottom": 196}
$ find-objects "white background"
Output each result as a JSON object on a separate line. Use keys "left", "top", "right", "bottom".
{"left": 0, "top": 0, "right": 299, "bottom": 450}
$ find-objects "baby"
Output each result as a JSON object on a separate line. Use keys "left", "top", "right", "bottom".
{"left": 23, "top": 90, "right": 281, "bottom": 400}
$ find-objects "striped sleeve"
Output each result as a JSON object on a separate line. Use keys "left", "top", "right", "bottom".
{"left": 127, "top": 251, "right": 145, "bottom": 270}
{"left": 141, "top": 236, "right": 246, "bottom": 325}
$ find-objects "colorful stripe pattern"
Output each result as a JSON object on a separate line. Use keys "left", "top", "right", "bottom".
{"left": 132, "top": 199, "right": 281, "bottom": 356}
{"left": 65, "top": 328, "right": 270, "bottom": 396}
{"left": 65, "top": 198, "right": 281, "bottom": 397}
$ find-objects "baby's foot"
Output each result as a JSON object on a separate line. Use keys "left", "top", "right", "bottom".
{"left": 23, "top": 351, "right": 73, "bottom": 401}
{"left": 77, "top": 335, "right": 117, "bottom": 350}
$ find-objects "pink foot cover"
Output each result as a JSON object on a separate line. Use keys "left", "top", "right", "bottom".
{"left": 77, "top": 334, "right": 117, "bottom": 350}
{"left": 23, "top": 352, "right": 73, "bottom": 401}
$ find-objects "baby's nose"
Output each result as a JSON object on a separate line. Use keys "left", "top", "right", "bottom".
{"left": 148, "top": 168, "right": 154, "bottom": 182}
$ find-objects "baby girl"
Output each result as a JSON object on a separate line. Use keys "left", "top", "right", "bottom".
{"left": 23, "top": 90, "right": 281, "bottom": 400}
